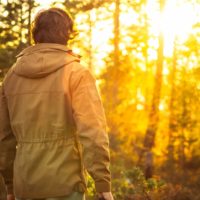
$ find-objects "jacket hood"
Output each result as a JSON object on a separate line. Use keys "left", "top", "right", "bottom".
{"left": 13, "top": 43, "right": 80, "bottom": 78}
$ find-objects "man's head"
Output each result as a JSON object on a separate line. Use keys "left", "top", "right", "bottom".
{"left": 32, "top": 8, "right": 74, "bottom": 45}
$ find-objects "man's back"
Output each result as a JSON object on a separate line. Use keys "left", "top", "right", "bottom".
{"left": 0, "top": 7, "right": 113, "bottom": 200}
{"left": 3, "top": 44, "right": 87, "bottom": 198}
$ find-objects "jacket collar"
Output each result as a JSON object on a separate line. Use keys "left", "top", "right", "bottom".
{"left": 16, "top": 43, "right": 71, "bottom": 58}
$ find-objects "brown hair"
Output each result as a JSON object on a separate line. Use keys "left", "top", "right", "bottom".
{"left": 32, "top": 8, "right": 74, "bottom": 45}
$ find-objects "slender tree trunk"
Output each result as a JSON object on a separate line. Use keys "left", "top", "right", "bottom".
{"left": 20, "top": 2, "right": 23, "bottom": 45}
{"left": 167, "top": 36, "right": 178, "bottom": 169}
{"left": 112, "top": 0, "right": 120, "bottom": 105}
{"left": 28, "top": 0, "right": 32, "bottom": 45}
{"left": 144, "top": 0, "right": 149, "bottom": 110}
{"left": 88, "top": 11, "right": 93, "bottom": 71}
{"left": 142, "top": 0, "right": 165, "bottom": 179}
{"left": 180, "top": 65, "right": 187, "bottom": 173}
{"left": 114, "top": 0, "right": 120, "bottom": 67}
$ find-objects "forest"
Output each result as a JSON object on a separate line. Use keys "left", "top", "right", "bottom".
{"left": 0, "top": 0, "right": 200, "bottom": 199}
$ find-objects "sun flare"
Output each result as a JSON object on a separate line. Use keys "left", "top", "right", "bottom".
{"left": 26, "top": 0, "right": 200, "bottom": 71}
{"left": 147, "top": 0, "right": 196, "bottom": 56}
{"left": 33, "top": 0, "right": 198, "bottom": 58}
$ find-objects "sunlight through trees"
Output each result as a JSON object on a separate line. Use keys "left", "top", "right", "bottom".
{"left": 1, "top": 0, "right": 200, "bottom": 199}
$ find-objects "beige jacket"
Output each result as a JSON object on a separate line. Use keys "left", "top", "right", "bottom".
{"left": 0, "top": 43, "right": 111, "bottom": 198}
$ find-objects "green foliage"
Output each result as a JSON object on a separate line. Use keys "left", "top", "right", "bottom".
{"left": 86, "top": 174, "right": 96, "bottom": 199}
{"left": 85, "top": 165, "right": 200, "bottom": 200}
{"left": 110, "top": 166, "right": 165, "bottom": 200}
{"left": 0, "top": 0, "right": 38, "bottom": 68}
{"left": 150, "top": 184, "right": 200, "bottom": 200}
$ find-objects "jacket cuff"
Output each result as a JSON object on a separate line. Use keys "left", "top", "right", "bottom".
{"left": 95, "top": 181, "right": 111, "bottom": 192}
{"left": 6, "top": 183, "right": 14, "bottom": 194}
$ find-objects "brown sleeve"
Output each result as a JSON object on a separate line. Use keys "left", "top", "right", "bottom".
{"left": 0, "top": 173, "right": 7, "bottom": 200}
{"left": 70, "top": 68, "right": 111, "bottom": 192}
{"left": 0, "top": 84, "right": 16, "bottom": 194}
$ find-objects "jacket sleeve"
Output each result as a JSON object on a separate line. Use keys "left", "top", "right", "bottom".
{"left": 70, "top": 68, "right": 111, "bottom": 192}
{"left": 0, "top": 173, "right": 7, "bottom": 200}
{"left": 0, "top": 84, "right": 16, "bottom": 194}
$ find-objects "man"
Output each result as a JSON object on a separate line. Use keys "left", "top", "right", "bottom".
{"left": 0, "top": 8, "right": 113, "bottom": 200}
{"left": 0, "top": 174, "right": 7, "bottom": 200}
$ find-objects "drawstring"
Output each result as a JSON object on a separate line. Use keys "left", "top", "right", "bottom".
{"left": 73, "top": 130, "right": 87, "bottom": 191}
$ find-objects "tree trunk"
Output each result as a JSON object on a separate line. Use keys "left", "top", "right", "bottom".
{"left": 27, "top": 0, "right": 32, "bottom": 45}
{"left": 20, "top": 2, "right": 23, "bottom": 45}
{"left": 143, "top": 0, "right": 165, "bottom": 179}
{"left": 88, "top": 11, "right": 93, "bottom": 71}
{"left": 144, "top": 0, "right": 150, "bottom": 110}
{"left": 114, "top": 0, "right": 120, "bottom": 67}
{"left": 111, "top": 0, "right": 120, "bottom": 106}
{"left": 167, "top": 36, "right": 178, "bottom": 170}
{"left": 179, "top": 65, "right": 187, "bottom": 172}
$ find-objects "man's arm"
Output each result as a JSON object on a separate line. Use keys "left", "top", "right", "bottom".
{"left": 70, "top": 68, "right": 111, "bottom": 193}
{"left": 0, "top": 84, "right": 16, "bottom": 196}
{"left": 0, "top": 173, "right": 7, "bottom": 200}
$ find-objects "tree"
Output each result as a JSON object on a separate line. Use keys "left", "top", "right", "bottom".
{"left": 165, "top": 36, "right": 178, "bottom": 178}
{"left": 142, "top": 0, "right": 165, "bottom": 179}
{"left": 0, "top": 0, "right": 38, "bottom": 70}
